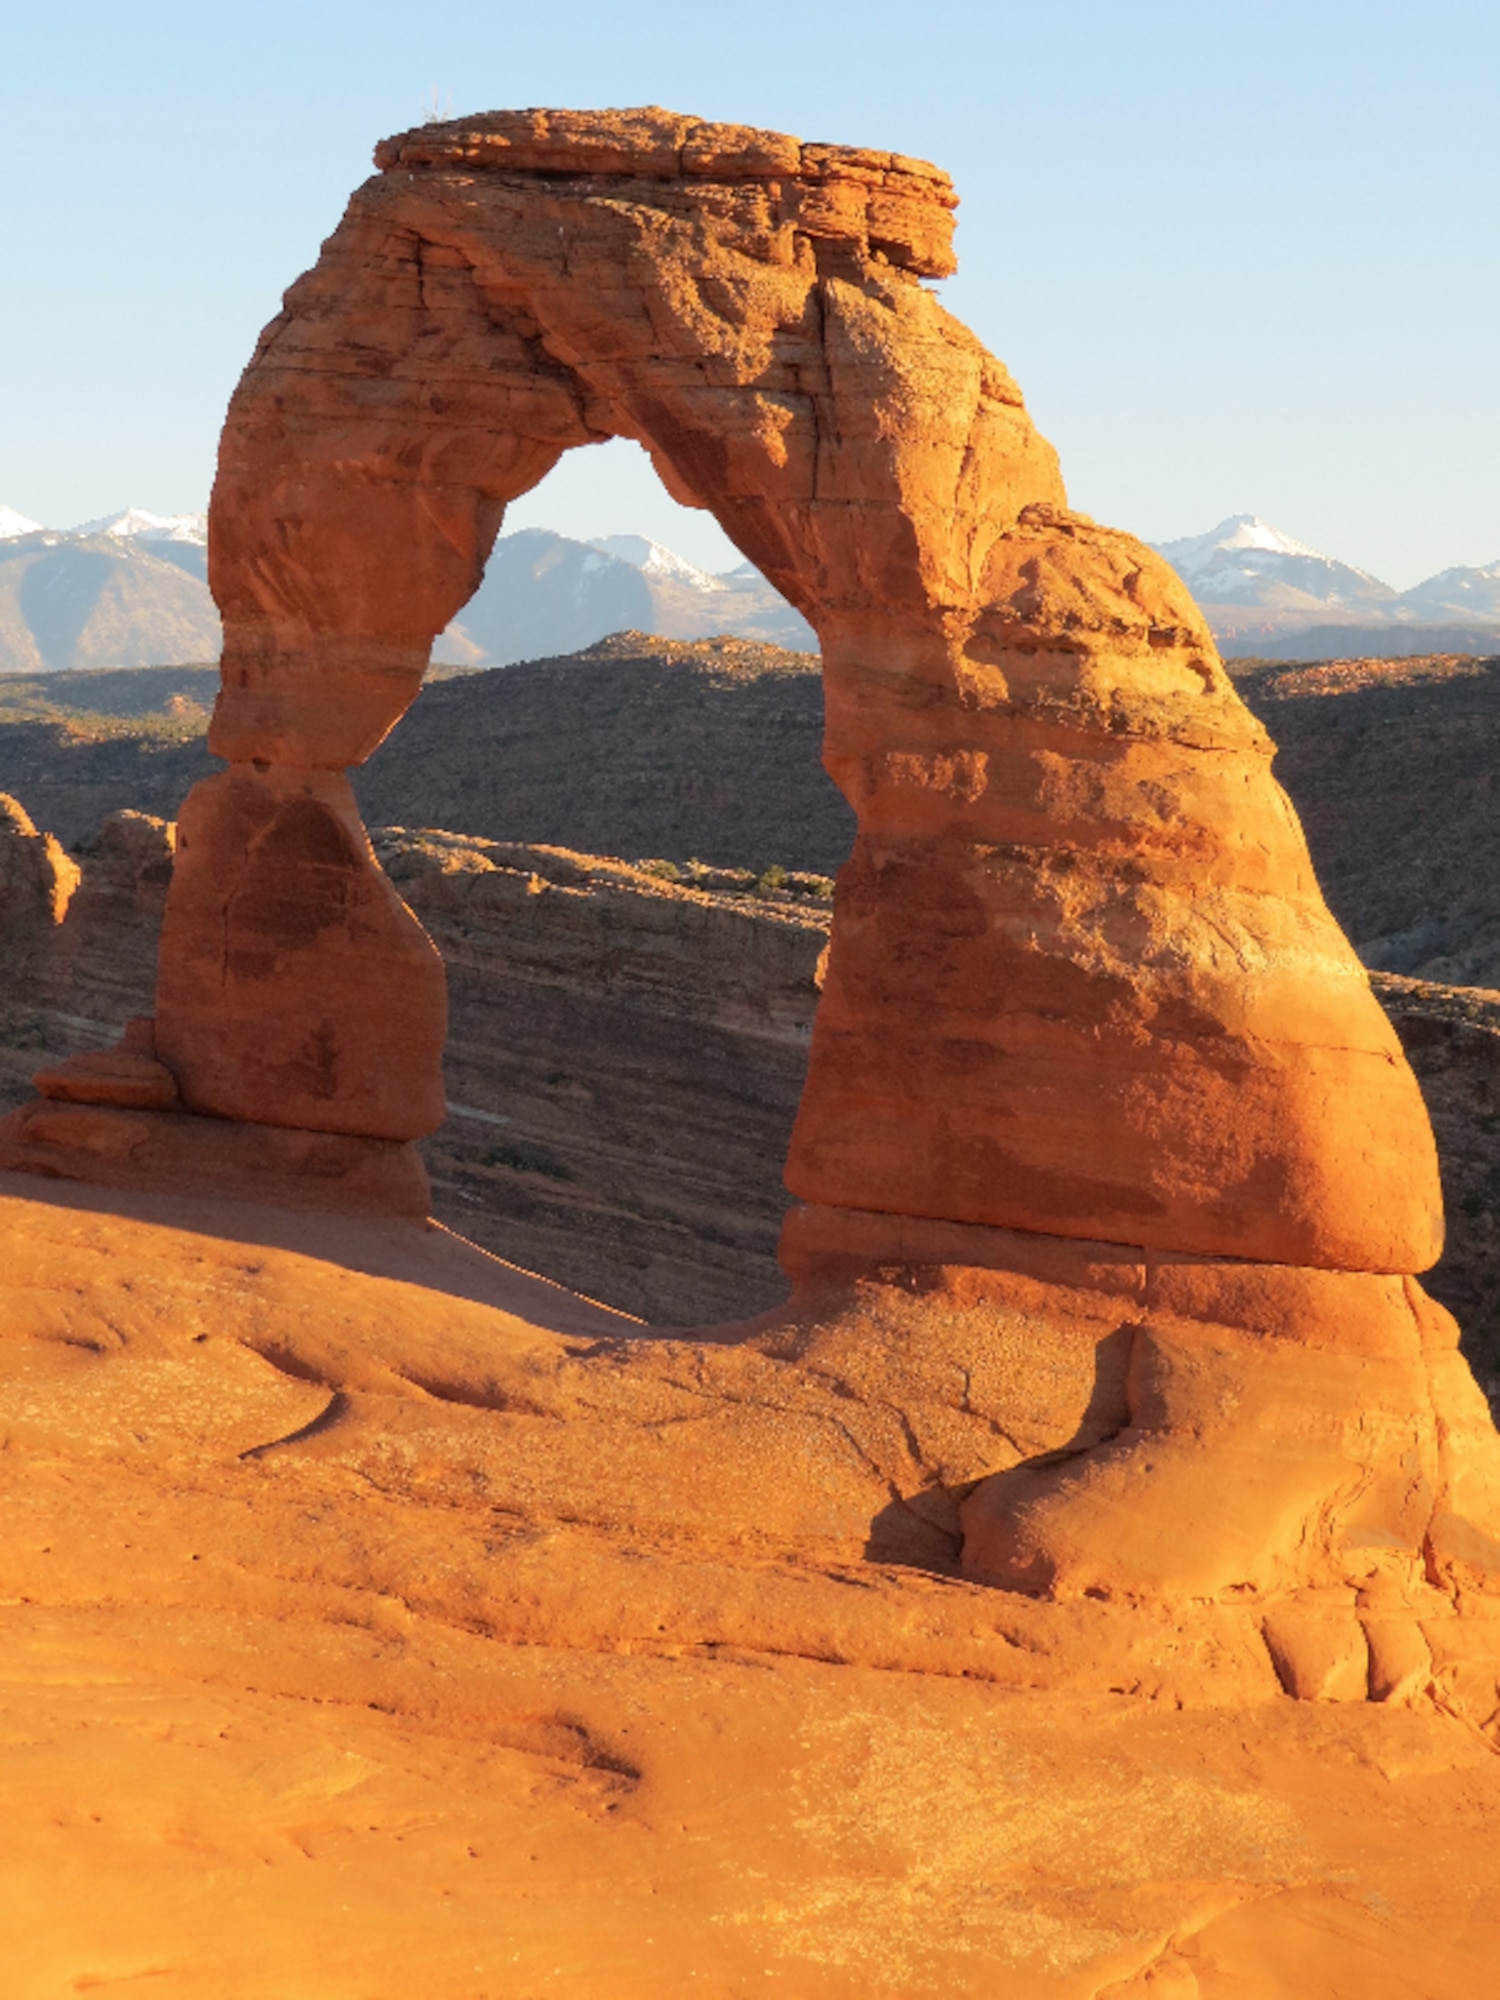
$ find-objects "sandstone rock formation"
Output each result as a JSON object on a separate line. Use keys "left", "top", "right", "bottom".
{"left": 172, "top": 104, "right": 1435, "bottom": 1262}
{"left": 10, "top": 802, "right": 1500, "bottom": 1383}
{"left": 3, "top": 108, "right": 1499, "bottom": 1864}
{"left": 0, "top": 792, "right": 78, "bottom": 964}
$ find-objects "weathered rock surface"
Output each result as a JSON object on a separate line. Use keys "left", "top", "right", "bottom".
{"left": 156, "top": 766, "right": 448, "bottom": 1138}
{"left": 0, "top": 792, "right": 79, "bottom": 969}
{"left": 2, "top": 1175, "right": 1499, "bottom": 1997}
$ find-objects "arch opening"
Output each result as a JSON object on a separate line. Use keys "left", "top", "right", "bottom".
{"left": 431, "top": 437, "right": 812, "bottom": 668}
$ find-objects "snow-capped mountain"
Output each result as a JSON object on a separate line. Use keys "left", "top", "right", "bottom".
{"left": 0, "top": 513, "right": 219, "bottom": 672}
{"left": 1154, "top": 514, "right": 1500, "bottom": 656}
{"left": 1394, "top": 560, "right": 1500, "bottom": 624}
{"left": 69, "top": 507, "right": 208, "bottom": 545}
{"left": 435, "top": 530, "right": 657, "bottom": 667}
{"left": 3, "top": 494, "right": 1492, "bottom": 675}
{"left": 1154, "top": 515, "right": 1395, "bottom": 614}
{"left": 438, "top": 528, "right": 813, "bottom": 665}
{"left": 0, "top": 507, "right": 814, "bottom": 674}
{"left": 587, "top": 534, "right": 724, "bottom": 593}
{"left": 66, "top": 507, "right": 209, "bottom": 582}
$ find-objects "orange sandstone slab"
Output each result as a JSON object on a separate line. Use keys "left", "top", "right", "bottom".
{"left": 1, "top": 1176, "right": 1498, "bottom": 1999}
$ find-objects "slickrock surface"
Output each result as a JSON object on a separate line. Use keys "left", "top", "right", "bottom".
{"left": 6, "top": 107, "right": 1500, "bottom": 1993}
{"left": 3, "top": 1175, "right": 1500, "bottom": 1998}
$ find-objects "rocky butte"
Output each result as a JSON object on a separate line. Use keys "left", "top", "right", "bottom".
{"left": 1, "top": 107, "right": 1498, "bottom": 1997}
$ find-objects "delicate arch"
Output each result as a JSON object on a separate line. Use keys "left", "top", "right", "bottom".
{"left": 155, "top": 107, "right": 1439, "bottom": 1276}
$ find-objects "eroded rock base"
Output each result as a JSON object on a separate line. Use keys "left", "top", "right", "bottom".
{"left": 5, "top": 1177, "right": 1498, "bottom": 1707}
{"left": 778, "top": 1213, "right": 1500, "bottom": 1717}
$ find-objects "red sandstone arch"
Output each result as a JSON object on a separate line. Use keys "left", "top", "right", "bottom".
{"left": 156, "top": 106, "right": 1439, "bottom": 1277}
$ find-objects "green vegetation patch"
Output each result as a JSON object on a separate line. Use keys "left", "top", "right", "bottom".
{"left": 637, "top": 856, "right": 834, "bottom": 903}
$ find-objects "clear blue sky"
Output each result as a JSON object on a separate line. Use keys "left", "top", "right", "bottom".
{"left": 4, "top": 0, "right": 1496, "bottom": 585}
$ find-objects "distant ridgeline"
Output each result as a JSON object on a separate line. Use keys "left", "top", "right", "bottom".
{"left": 1154, "top": 515, "right": 1500, "bottom": 658}
{"left": 4, "top": 505, "right": 1500, "bottom": 670}
{"left": 3, "top": 633, "right": 1500, "bottom": 992}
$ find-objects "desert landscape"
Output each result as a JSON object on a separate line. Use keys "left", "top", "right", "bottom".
{"left": 6, "top": 639, "right": 1500, "bottom": 1384}
{"left": 3, "top": 102, "right": 1499, "bottom": 2000}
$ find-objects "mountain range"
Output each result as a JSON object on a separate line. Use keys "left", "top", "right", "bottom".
{"left": 434, "top": 529, "right": 814, "bottom": 665}
{"left": 1153, "top": 515, "right": 1500, "bottom": 655}
{"left": 0, "top": 509, "right": 216, "bottom": 673}
{"left": 2, "top": 502, "right": 1496, "bottom": 671}
{"left": 0, "top": 509, "right": 813, "bottom": 674}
